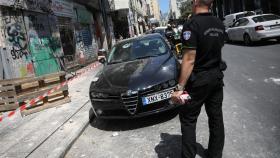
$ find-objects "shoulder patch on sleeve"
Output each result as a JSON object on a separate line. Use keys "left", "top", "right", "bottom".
{"left": 183, "top": 31, "right": 191, "bottom": 40}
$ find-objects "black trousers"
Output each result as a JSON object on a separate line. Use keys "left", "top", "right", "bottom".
{"left": 180, "top": 71, "right": 225, "bottom": 158}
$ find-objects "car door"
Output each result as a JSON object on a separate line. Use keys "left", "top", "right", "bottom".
{"left": 227, "top": 19, "right": 242, "bottom": 41}
{"left": 235, "top": 18, "right": 250, "bottom": 41}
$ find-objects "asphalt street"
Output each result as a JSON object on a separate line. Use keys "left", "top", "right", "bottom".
{"left": 65, "top": 41, "right": 280, "bottom": 158}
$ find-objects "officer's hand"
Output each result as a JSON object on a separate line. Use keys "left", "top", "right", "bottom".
{"left": 171, "top": 90, "right": 184, "bottom": 105}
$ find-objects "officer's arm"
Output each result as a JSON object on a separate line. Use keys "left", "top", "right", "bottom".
{"left": 178, "top": 49, "right": 196, "bottom": 87}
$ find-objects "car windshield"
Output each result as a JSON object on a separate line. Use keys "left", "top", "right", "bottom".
{"left": 107, "top": 37, "right": 168, "bottom": 64}
{"left": 252, "top": 15, "right": 280, "bottom": 23}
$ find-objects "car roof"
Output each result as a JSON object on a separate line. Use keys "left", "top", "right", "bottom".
{"left": 116, "top": 34, "right": 164, "bottom": 44}
{"left": 245, "top": 13, "right": 277, "bottom": 19}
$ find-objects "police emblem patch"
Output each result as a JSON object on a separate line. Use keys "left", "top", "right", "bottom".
{"left": 183, "top": 31, "right": 191, "bottom": 40}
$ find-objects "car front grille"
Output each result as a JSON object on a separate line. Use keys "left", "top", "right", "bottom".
{"left": 121, "top": 93, "right": 138, "bottom": 115}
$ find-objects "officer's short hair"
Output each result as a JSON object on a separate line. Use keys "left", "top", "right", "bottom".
{"left": 197, "top": 0, "right": 214, "bottom": 7}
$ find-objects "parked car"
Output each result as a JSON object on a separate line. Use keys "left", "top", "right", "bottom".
{"left": 223, "top": 11, "right": 256, "bottom": 28}
{"left": 89, "top": 34, "right": 180, "bottom": 119}
{"left": 226, "top": 14, "right": 280, "bottom": 45}
{"left": 153, "top": 26, "right": 167, "bottom": 37}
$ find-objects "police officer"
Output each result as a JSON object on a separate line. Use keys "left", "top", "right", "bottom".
{"left": 171, "top": 0, "right": 226, "bottom": 158}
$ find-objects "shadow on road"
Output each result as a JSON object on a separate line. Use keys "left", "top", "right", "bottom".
{"left": 226, "top": 40, "right": 279, "bottom": 47}
{"left": 89, "top": 109, "right": 179, "bottom": 131}
{"left": 154, "top": 133, "right": 207, "bottom": 158}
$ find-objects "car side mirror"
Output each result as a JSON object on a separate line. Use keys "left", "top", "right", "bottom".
{"left": 98, "top": 57, "right": 106, "bottom": 64}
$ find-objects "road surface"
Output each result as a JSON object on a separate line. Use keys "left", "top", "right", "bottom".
{"left": 65, "top": 41, "right": 280, "bottom": 158}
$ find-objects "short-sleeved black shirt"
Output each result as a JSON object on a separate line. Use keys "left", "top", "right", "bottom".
{"left": 181, "top": 13, "right": 225, "bottom": 72}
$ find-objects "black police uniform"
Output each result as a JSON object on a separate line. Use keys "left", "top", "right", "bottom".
{"left": 180, "top": 13, "right": 226, "bottom": 158}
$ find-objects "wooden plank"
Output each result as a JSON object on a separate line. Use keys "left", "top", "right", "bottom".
{"left": 17, "top": 85, "right": 68, "bottom": 102}
{"left": 44, "top": 77, "right": 60, "bottom": 83}
{"left": 40, "top": 71, "right": 66, "bottom": 78}
{"left": 0, "top": 77, "right": 32, "bottom": 85}
{"left": 0, "top": 91, "right": 17, "bottom": 97}
{"left": 48, "top": 90, "right": 63, "bottom": 97}
{"left": 0, "top": 103, "right": 18, "bottom": 111}
{"left": 21, "top": 97, "right": 71, "bottom": 116}
{"left": 8, "top": 71, "right": 65, "bottom": 85}
{"left": 0, "top": 85, "right": 15, "bottom": 91}
{"left": 0, "top": 97, "right": 17, "bottom": 104}
{"left": 0, "top": 72, "right": 65, "bottom": 85}
{"left": 20, "top": 81, "right": 39, "bottom": 90}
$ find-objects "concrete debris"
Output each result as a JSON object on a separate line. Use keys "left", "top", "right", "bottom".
{"left": 112, "top": 132, "right": 119, "bottom": 137}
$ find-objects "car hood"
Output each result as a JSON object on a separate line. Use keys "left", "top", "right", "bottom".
{"left": 91, "top": 53, "right": 177, "bottom": 93}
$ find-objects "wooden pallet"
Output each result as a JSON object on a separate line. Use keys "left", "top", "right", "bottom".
{"left": 0, "top": 83, "right": 18, "bottom": 111}
{"left": 0, "top": 71, "right": 70, "bottom": 115}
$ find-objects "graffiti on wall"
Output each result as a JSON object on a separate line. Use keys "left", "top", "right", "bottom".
{"left": 24, "top": 12, "right": 61, "bottom": 76}
{"left": 2, "top": 10, "right": 30, "bottom": 60}
{"left": 75, "top": 27, "right": 95, "bottom": 63}
{"left": 0, "top": 8, "right": 34, "bottom": 79}
{"left": 48, "top": 15, "right": 63, "bottom": 57}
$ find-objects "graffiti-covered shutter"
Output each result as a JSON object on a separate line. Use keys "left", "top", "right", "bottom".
{"left": 75, "top": 25, "right": 95, "bottom": 63}
{"left": 24, "top": 11, "right": 61, "bottom": 76}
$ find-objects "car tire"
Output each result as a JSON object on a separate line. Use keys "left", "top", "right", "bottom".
{"left": 277, "top": 38, "right": 280, "bottom": 43}
{"left": 244, "top": 34, "right": 252, "bottom": 46}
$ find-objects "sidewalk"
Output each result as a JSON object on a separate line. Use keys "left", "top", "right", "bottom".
{"left": 0, "top": 62, "right": 102, "bottom": 158}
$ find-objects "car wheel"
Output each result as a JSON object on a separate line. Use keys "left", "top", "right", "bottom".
{"left": 277, "top": 38, "right": 280, "bottom": 43}
{"left": 244, "top": 34, "right": 252, "bottom": 46}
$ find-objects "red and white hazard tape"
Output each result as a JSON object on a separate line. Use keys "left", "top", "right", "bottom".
{"left": 0, "top": 62, "right": 101, "bottom": 122}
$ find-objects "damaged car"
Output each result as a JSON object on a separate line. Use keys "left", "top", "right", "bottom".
{"left": 89, "top": 34, "right": 180, "bottom": 119}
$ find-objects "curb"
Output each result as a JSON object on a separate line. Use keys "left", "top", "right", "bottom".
{"left": 49, "top": 103, "right": 90, "bottom": 158}
{"left": 26, "top": 101, "right": 92, "bottom": 158}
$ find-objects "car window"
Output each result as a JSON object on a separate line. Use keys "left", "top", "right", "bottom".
{"left": 232, "top": 19, "right": 241, "bottom": 27}
{"left": 232, "top": 18, "right": 248, "bottom": 27}
{"left": 239, "top": 18, "right": 249, "bottom": 26}
{"left": 252, "top": 14, "right": 280, "bottom": 23}
{"left": 236, "top": 14, "right": 245, "bottom": 20}
{"left": 107, "top": 37, "right": 168, "bottom": 64}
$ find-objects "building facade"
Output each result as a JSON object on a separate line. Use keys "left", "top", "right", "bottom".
{"left": 169, "top": 0, "right": 181, "bottom": 19}
{"left": 112, "top": 0, "right": 148, "bottom": 38}
{"left": 149, "top": 0, "right": 161, "bottom": 21}
{"left": 0, "top": 0, "right": 114, "bottom": 79}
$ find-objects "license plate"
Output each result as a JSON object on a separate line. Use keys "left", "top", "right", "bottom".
{"left": 142, "top": 89, "right": 174, "bottom": 106}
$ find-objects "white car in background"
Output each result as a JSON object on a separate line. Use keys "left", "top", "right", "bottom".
{"left": 226, "top": 14, "right": 280, "bottom": 45}
{"left": 223, "top": 11, "right": 256, "bottom": 28}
